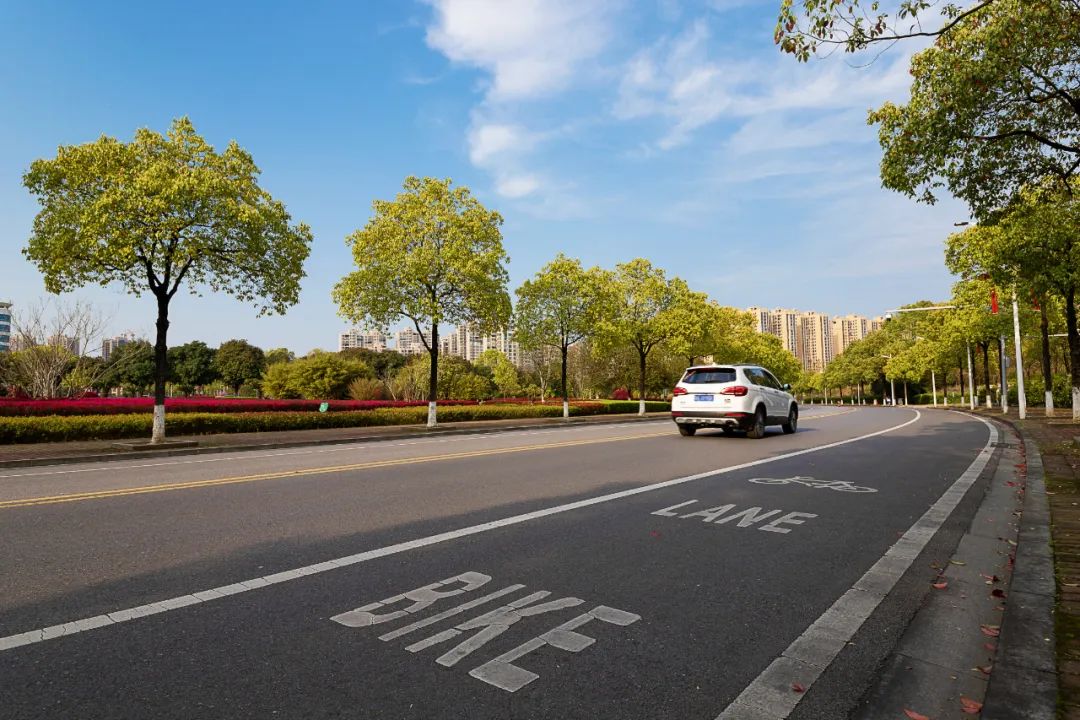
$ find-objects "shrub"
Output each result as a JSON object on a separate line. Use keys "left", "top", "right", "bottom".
{"left": 348, "top": 377, "right": 386, "bottom": 401}
{"left": 0, "top": 401, "right": 671, "bottom": 443}
{"left": 0, "top": 397, "right": 479, "bottom": 416}
{"left": 611, "top": 387, "right": 630, "bottom": 400}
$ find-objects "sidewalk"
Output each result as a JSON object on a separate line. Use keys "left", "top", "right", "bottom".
{"left": 0, "top": 412, "right": 671, "bottom": 469}
{"left": 975, "top": 405, "right": 1080, "bottom": 717}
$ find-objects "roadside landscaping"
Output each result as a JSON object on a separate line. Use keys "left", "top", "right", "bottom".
{"left": 0, "top": 399, "right": 671, "bottom": 443}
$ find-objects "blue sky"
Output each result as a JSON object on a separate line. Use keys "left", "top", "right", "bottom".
{"left": 0, "top": 0, "right": 966, "bottom": 353}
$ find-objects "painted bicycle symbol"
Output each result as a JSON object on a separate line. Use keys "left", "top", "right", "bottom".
{"left": 747, "top": 476, "right": 877, "bottom": 493}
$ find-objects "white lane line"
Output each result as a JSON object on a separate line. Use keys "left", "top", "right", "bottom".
{"left": 0, "top": 421, "right": 670, "bottom": 480}
{"left": 0, "top": 409, "right": 915, "bottom": 655}
{"left": 716, "top": 412, "right": 996, "bottom": 720}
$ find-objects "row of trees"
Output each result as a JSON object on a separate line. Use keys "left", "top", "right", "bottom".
{"left": 775, "top": 0, "right": 1080, "bottom": 416}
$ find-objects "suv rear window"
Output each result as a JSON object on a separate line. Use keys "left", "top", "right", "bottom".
{"left": 682, "top": 368, "right": 737, "bottom": 384}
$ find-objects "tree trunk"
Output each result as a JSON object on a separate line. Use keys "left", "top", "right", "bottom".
{"left": 1041, "top": 301, "right": 1054, "bottom": 414}
{"left": 561, "top": 345, "right": 570, "bottom": 419}
{"left": 152, "top": 293, "right": 170, "bottom": 444}
{"left": 981, "top": 342, "right": 992, "bottom": 408}
{"left": 1065, "top": 286, "right": 1080, "bottom": 420}
{"left": 427, "top": 324, "right": 439, "bottom": 428}
{"left": 638, "top": 347, "right": 647, "bottom": 416}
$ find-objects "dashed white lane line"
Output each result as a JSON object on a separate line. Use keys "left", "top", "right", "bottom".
{"left": 0, "top": 409, "right": 920, "bottom": 654}
{"left": 716, "top": 411, "right": 996, "bottom": 720}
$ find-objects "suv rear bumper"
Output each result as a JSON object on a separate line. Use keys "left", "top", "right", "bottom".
{"left": 671, "top": 410, "right": 752, "bottom": 429}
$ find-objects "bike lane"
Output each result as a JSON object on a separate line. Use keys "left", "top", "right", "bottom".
{"left": 1, "top": 411, "right": 993, "bottom": 719}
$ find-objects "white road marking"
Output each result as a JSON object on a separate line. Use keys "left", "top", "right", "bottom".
{"left": 333, "top": 571, "right": 641, "bottom": 692}
{"left": 716, "top": 412, "right": 996, "bottom": 719}
{"left": 653, "top": 500, "right": 818, "bottom": 533}
{"left": 747, "top": 477, "right": 877, "bottom": 493}
{"left": 0, "top": 409, "right": 920, "bottom": 655}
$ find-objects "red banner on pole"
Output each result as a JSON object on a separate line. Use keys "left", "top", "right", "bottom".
{"left": 991, "top": 288, "right": 999, "bottom": 314}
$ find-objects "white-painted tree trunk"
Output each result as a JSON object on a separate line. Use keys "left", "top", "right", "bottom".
{"left": 638, "top": 398, "right": 645, "bottom": 416}
{"left": 1073, "top": 386, "right": 1080, "bottom": 421}
{"left": 563, "top": 400, "right": 569, "bottom": 419}
{"left": 151, "top": 405, "right": 166, "bottom": 444}
{"left": 985, "top": 394, "right": 992, "bottom": 409}
{"left": 1046, "top": 390, "right": 1054, "bottom": 416}
{"left": 427, "top": 401, "right": 437, "bottom": 428}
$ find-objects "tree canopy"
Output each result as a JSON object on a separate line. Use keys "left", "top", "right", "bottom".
{"left": 333, "top": 176, "right": 511, "bottom": 426}
{"left": 22, "top": 117, "right": 311, "bottom": 440}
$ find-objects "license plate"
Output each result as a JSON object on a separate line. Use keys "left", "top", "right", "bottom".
{"left": 695, "top": 394, "right": 714, "bottom": 402}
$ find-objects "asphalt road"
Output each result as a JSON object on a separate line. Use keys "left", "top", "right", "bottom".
{"left": 0, "top": 407, "right": 996, "bottom": 719}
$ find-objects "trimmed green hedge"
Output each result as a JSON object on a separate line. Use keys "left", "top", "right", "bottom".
{"left": 0, "top": 401, "right": 672, "bottom": 444}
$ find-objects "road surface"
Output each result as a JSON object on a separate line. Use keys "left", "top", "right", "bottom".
{"left": 0, "top": 406, "right": 996, "bottom": 719}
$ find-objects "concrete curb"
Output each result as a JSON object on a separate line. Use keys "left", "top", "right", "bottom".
{"left": 982, "top": 425, "right": 1057, "bottom": 719}
{"left": 0, "top": 413, "right": 671, "bottom": 470}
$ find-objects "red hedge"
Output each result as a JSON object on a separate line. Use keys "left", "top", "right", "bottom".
{"left": 0, "top": 397, "right": 478, "bottom": 417}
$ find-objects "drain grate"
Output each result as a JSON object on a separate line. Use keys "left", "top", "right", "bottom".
{"left": 992, "top": 442, "right": 1019, "bottom": 449}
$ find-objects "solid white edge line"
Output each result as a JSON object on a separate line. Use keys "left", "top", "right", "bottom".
{"left": 0, "top": 408, "right": 921, "bottom": 654}
{"left": 716, "top": 411, "right": 997, "bottom": 720}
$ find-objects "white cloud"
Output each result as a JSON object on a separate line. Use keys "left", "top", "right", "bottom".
{"left": 615, "top": 19, "right": 914, "bottom": 150}
{"left": 467, "top": 123, "right": 534, "bottom": 165}
{"left": 495, "top": 173, "right": 541, "bottom": 198}
{"left": 424, "top": 0, "right": 617, "bottom": 101}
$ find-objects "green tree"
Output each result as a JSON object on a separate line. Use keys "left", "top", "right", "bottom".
{"left": 264, "top": 347, "right": 295, "bottom": 365}
{"left": 947, "top": 184, "right": 1080, "bottom": 415}
{"left": 514, "top": 254, "right": 608, "bottom": 417}
{"left": 105, "top": 340, "right": 155, "bottom": 396}
{"left": 333, "top": 176, "right": 511, "bottom": 427}
{"left": 213, "top": 339, "right": 266, "bottom": 395}
{"left": 476, "top": 349, "right": 523, "bottom": 398}
{"left": 867, "top": 1, "right": 1080, "bottom": 220}
{"left": 596, "top": 259, "right": 699, "bottom": 415}
{"left": 167, "top": 341, "right": 217, "bottom": 395}
{"left": 776, "top": 0, "right": 998, "bottom": 60}
{"left": 22, "top": 117, "right": 312, "bottom": 442}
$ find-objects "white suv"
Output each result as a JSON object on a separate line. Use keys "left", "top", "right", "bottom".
{"left": 671, "top": 364, "right": 798, "bottom": 438}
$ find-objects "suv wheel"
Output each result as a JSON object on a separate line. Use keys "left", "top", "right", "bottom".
{"left": 782, "top": 406, "right": 798, "bottom": 434}
{"left": 746, "top": 406, "right": 766, "bottom": 439}
{"left": 677, "top": 424, "right": 697, "bottom": 437}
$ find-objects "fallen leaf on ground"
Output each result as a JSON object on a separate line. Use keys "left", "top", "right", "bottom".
{"left": 932, "top": 581, "right": 948, "bottom": 589}
{"left": 983, "top": 643, "right": 996, "bottom": 651}
{"left": 974, "top": 664, "right": 993, "bottom": 674}
{"left": 960, "top": 696, "right": 983, "bottom": 714}
{"left": 791, "top": 683, "right": 805, "bottom": 693}
{"left": 991, "top": 588, "right": 1006, "bottom": 598}
{"left": 950, "top": 560, "right": 967, "bottom": 565}
{"left": 903, "top": 709, "right": 930, "bottom": 720}
{"left": 981, "top": 625, "right": 1001, "bottom": 637}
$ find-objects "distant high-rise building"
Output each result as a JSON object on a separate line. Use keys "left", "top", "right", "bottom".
{"left": 338, "top": 328, "right": 388, "bottom": 352}
{"left": 831, "top": 314, "right": 870, "bottom": 356}
{"left": 395, "top": 327, "right": 431, "bottom": 356}
{"left": 797, "top": 311, "right": 833, "bottom": 373}
{"left": 0, "top": 302, "right": 10, "bottom": 353}
{"left": 440, "top": 323, "right": 522, "bottom": 367}
{"left": 101, "top": 332, "right": 137, "bottom": 361}
{"left": 47, "top": 334, "right": 80, "bottom": 356}
{"left": 746, "top": 306, "right": 774, "bottom": 336}
{"left": 870, "top": 316, "right": 887, "bottom": 333}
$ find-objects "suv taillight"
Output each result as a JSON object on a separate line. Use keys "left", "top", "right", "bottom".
{"left": 720, "top": 386, "right": 748, "bottom": 397}
{"left": 672, "top": 386, "right": 688, "bottom": 396}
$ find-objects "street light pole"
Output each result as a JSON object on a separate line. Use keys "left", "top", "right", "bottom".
{"left": 931, "top": 369, "right": 938, "bottom": 407}
{"left": 967, "top": 343, "right": 976, "bottom": 410}
{"left": 999, "top": 335, "right": 1009, "bottom": 413}
{"left": 1012, "top": 291, "right": 1027, "bottom": 419}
